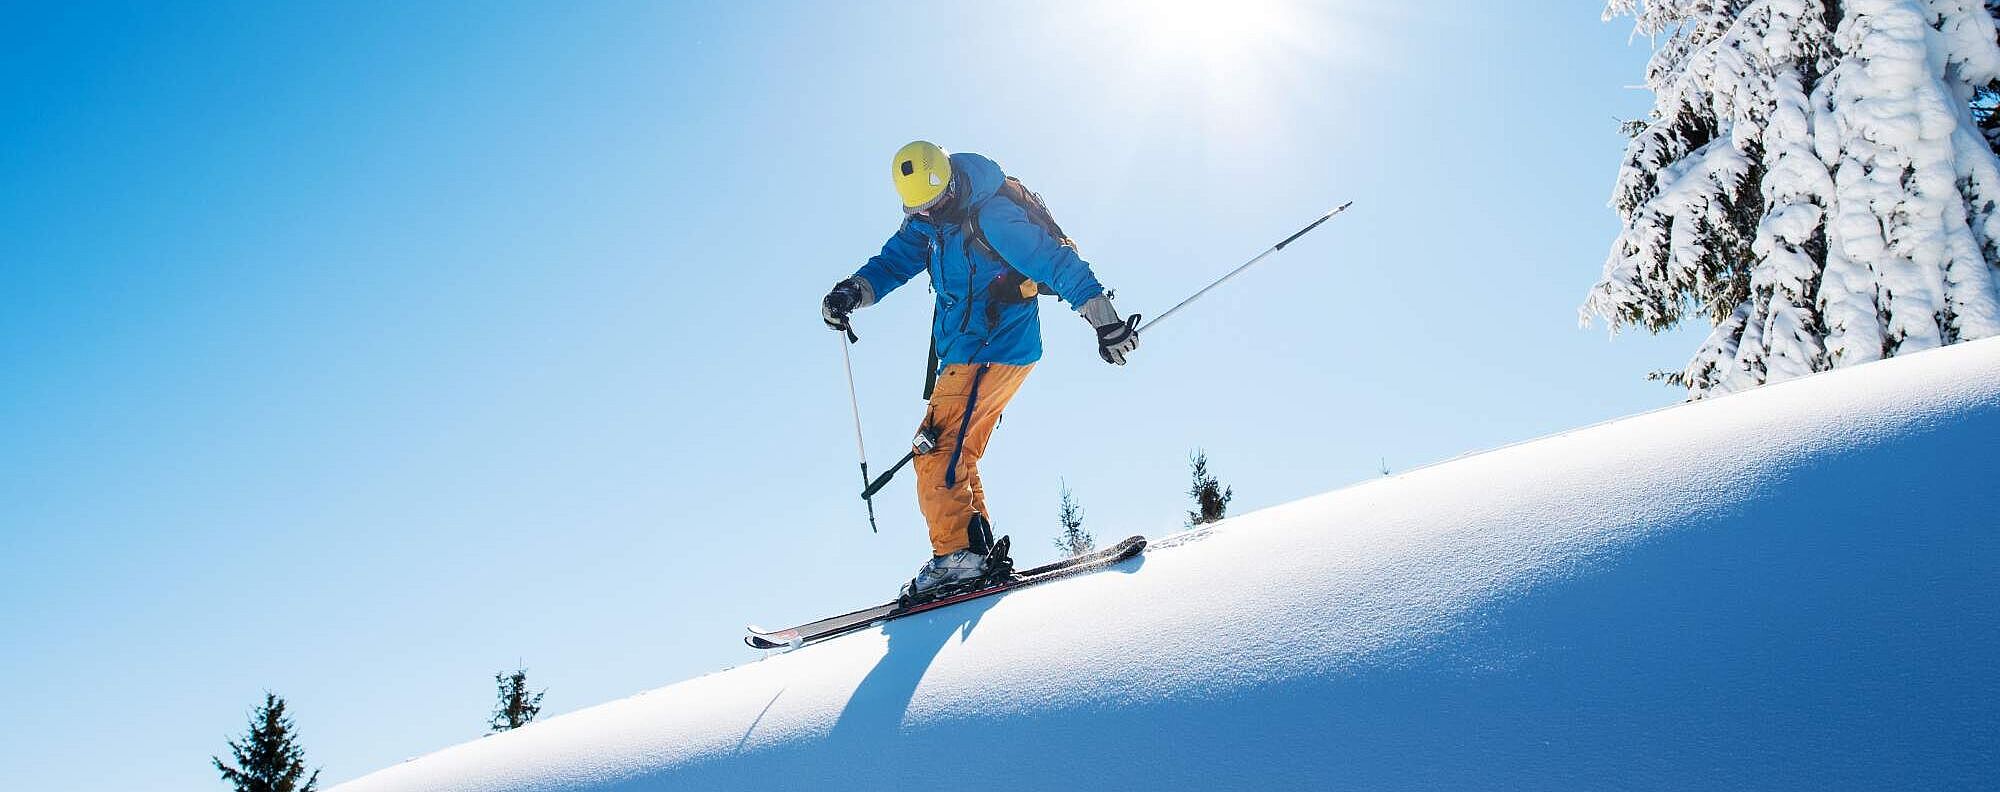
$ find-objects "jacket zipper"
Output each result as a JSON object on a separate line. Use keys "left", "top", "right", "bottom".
{"left": 926, "top": 214, "right": 996, "bottom": 361}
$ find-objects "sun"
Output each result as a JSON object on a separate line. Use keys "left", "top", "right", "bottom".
{"left": 1132, "top": 0, "right": 1303, "bottom": 68}
{"left": 1064, "top": 0, "right": 1344, "bottom": 145}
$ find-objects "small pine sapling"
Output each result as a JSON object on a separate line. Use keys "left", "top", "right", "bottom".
{"left": 1053, "top": 479, "right": 1094, "bottom": 557}
{"left": 1186, "top": 450, "right": 1234, "bottom": 527}
{"left": 490, "top": 667, "right": 546, "bottom": 732}
{"left": 213, "top": 692, "right": 320, "bottom": 792}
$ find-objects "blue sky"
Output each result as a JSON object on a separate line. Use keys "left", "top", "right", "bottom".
{"left": 0, "top": 2, "right": 1702, "bottom": 788}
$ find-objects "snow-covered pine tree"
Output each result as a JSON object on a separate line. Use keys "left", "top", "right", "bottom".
{"left": 489, "top": 668, "right": 545, "bottom": 732}
{"left": 213, "top": 692, "right": 320, "bottom": 792}
{"left": 1186, "top": 450, "right": 1233, "bottom": 527}
{"left": 1585, "top": 0, "right": 2000, "bottom": 396}
{"left": 1053, "top": 479, "right": 1094, "bottom": 557}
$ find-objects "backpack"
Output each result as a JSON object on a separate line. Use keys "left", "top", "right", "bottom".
{"left": 967, "top": 176, "right": 1073, "bottom": 303}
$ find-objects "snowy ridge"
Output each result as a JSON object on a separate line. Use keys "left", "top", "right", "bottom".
{"left": 335, "top": 339, "right": 2000, "bottom": 790}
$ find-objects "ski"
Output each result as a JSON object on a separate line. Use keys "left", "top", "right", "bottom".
{"left": 745, "top": 535, "right": 1146, "bottom": 650}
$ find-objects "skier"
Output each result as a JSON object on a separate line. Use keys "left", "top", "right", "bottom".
{"left": 820, "top": 141, "right": 1139, "bottom": 602}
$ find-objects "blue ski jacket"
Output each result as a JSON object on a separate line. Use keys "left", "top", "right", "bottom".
{"left": 852, "top": 152, "right": 1107, "bottom": 367}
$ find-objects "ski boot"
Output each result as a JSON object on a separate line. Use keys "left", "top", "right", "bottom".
{"left": 899, "top": 535, "right": 1013, "bottom": 607}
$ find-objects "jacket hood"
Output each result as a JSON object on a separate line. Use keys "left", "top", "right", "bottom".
{"left": 948, "top": 152, "right": 1005, "bottom": 208}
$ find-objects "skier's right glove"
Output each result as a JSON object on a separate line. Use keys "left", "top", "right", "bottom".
{"left": 1078, "top": 294, "right": 1140, "bottom": 366}
{"left": 821, "top": 276, "right": 875, "bottom": 334}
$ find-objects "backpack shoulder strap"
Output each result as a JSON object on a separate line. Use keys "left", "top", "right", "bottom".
{"left": 965, "top": 196, "right": 997, "bottom": 260}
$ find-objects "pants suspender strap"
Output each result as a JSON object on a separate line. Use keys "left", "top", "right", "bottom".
{"left": 942, "top": 363, "right": 991, "bottom": 490}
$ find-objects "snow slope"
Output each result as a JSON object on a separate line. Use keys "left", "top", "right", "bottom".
{"left": 336, "top": 338, "right": 2000, "bottom": 791}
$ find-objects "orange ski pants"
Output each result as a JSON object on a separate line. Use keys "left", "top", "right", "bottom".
{"left": 914, "top": 362, "right": 1034, "bottom": 557}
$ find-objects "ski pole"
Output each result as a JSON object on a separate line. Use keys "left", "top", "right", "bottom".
{"left": 837, "top": 204, "right": 1350, "bottom": 516}
{"left": 837, "top": 326, "right": 878, "bottom": 533}
{"left": 858, "top": 426, "right": 934, "bottom": 500}
{"left": 1136, "top": 201, "right": 1351, "bottom": 336}
{"left": 860, "top": 450, "right": 914, "bottom": 500}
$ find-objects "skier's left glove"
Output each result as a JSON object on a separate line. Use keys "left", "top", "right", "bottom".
{"left": 821, "top": 276, "right": 875, "bottom": 333}
{"left": 1078, "top": 294, "right": 1140, "bottom": 366}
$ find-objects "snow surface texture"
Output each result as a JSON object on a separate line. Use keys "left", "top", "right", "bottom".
{"left": 337, "top": 340, "right": 2000, "bottom": 791}
{"left": 1588, "top": 0, "right": 2000, "bottom": 397}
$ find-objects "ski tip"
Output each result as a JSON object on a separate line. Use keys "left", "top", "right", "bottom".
{"left": 1098, "top": 535, "right": 1146, "bottom": 562}
{"left": 746, "top": 625, "right": 801, "bottom": 642}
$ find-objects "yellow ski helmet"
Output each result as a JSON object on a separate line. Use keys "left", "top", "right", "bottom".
{"left": 892, "top": 140, "right": 952, "bottom": 214}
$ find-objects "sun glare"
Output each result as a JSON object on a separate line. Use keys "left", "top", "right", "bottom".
{"left": 1044, "top": 0, "right": 1377, "bottom": 185}
{"left": 1065, "top": 0, "right": 1347, "bottom": 147}
{"left": 1138, "top": 0, "right": 1299, "bottom": 66}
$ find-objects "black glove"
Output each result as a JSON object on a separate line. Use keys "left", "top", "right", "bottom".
{"left": 1095, "top": 315, "right": 1140, "bottom": 365}
{"left": 1078, "top": 294, "right": 1140, "bottom": 365}
{"left": 822, "top": 277, "right": 871, "bottom": 333}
